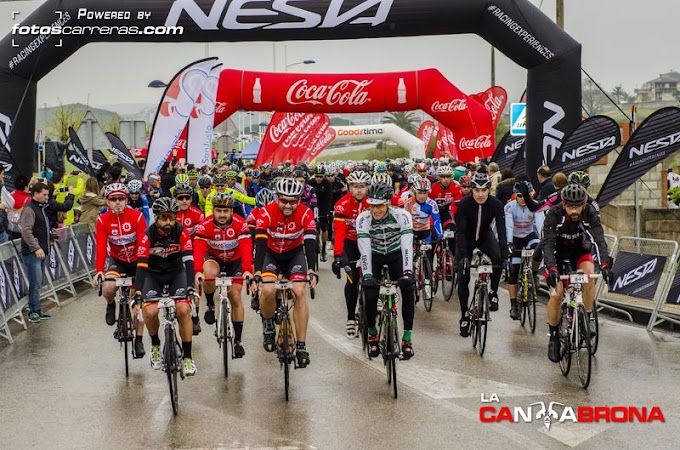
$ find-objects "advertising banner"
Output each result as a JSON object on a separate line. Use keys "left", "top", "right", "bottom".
{"left": 417, "top": 120, "right": 436, "bottom": 149}
{"left": 187, "top": 64, "right": 222, "bottom": 168}
{"left": 145, "top": 57, "right": 217, "bottom": 177}
{"left": 548, "top": 115, "right": 620, "bottom": 174}
{"left": 665, "top": 268, "right": 680, "bottom": 305}
{"left": 471, "top": 86, "right": 508, "bottom": 130}
{"left": 434, "top": 126, "right": 458, "bottom": 160}
{"left": 67, "top": 127, "right": 95, "bottom": 176}
{"left": 105, "top": 132, "right": 143, "bottom": 179}
{"left": 492, "top": 132, "right": 525, "bottom": 172}
{"left": 610, "top": 251, "right": 666, "bottom": 300}
{"left": 597, "top": 107, "right": 680, "bottom": 207}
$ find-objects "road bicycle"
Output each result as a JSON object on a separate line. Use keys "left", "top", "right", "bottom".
{"left": 517, "top": 248, "right": 538, "bottom": 333}
{"left": 99, "top": 274, "right": 141, "bottom": 377}
{"left": 434, "top": 229, "right": 456, "bottom": 302}
{"left": 469, "top": 250, "right": 497, "bottom": 357}
{"left": 210, "top": 274, "right": 236, "bottom": 378}
{"left": 376, "top": 265, "right": 400, "bottom": 399}
{"left": 156, "top": 291, "right": 186, "bottom": 415}
{"left": 413, "top": 239, "right": 435, "bottom": 312}
{"left": 557, "top": 267, "right": 601, "bottom": 389}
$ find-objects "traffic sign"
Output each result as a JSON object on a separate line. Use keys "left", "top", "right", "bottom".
{"left": 510, "top": 103, "right": 527, "bottom": 136}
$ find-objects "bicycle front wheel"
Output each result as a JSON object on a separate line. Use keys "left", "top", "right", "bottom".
{"left": 423, "top": 257, "right": 434, "bottom": 312}
{"left": 164, "top": 325, "right": 179, "bottom": 416}
{"left": 221, "top": 301, "right": 230, "bottom": 378}
{"left": 575, "top": 304, "right": 592, "bottom": 389}
{"left": 282, "top": 315, "right": 291, "bottom": 401}
{"left": 470, "top": 284, "right": 479, "bottom": 349}
{"left": 441, "top": 249, "right": 455, "bottom": 302}
{"left": 391, "top": 312, "right": 399, "bottom": 399}
{"left": 559, "top": 308, "right": 572, "bottom": 376}
{"left": 523, "top": 270, "right": 537, "bottom": 334}
{"left": 478, "top": 288, "right": 489, "bottom": 357}
{"left": 119, "top": 304, "right": 130, "bottom": 377}
{"left": 358, "top": 285, "right": 368, "bottom": 352}
{"left": 590, "top": 305, "right": 599, "bottom": 355}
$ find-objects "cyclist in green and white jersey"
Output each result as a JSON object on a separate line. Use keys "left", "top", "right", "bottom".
{"left": 357, "top": 182, "right": 416, "bottom": 359}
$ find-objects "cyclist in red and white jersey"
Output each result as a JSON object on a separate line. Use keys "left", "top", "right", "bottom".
{"left": 332, "top": 170, "right": 371, "bottom": 338}
{"left": 194, "top": 192, "right": 253, "bottom": 359}
{"left": 430, "top": 165, "right": 463, "bottom": 254}
{"left": 175, "top": 183, "right": 204, "bottom": 237}
{"left": 253, "top": 178, "right": 318, "bottom": 368}
{"left": 93, "top": 182, "right": 147, "bottom": 358}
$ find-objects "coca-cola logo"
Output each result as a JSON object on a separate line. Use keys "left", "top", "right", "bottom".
{"left": 437, "top": 130, "right": 456, "bottom": 148}
{"left": 173, "top": 139, "right": 187, "bottom": 150}
{"left": 459, "top": 135, "right": 492, "bottom": 150}
{"left": 484, "top": 93, "right": 505, "bottom": 119}
{"left": 432, "top": 99, "right": 467, "bottom": 113}
{"left": 268, "top": 113, "right": 307, "bottom": 144}
{"left": 311, "top": 129, "right": 336, "bottom": 157}
{"left": 215, "top": 101, "right": 229, "bottom": 114}
{"left": 286, "top": 79, "right": 373, "bottom": 106}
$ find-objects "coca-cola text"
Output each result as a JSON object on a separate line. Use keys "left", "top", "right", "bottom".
{"left": 286, "top": 79, "right": 373, "bottom": 106}
{"left": 431, "top": 98, "right": 467, "bottom": 113}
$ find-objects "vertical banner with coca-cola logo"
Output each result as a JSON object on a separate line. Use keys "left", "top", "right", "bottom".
{"left": 492, "top": 132, "right": 525, "bottom": 172}
{"left": 548, "top": 116, "right": 620, "bottom": 174}
{"left": 434, "top": 126, "right": 458, "bottom": 160}
{"left": 293, "top": 115, "right": 333, "bottom": 162}
{"left": 417, "top": 120, "right": 436, "bottom": 150}
{"left": 279, "top": 113, "right": 330, "bottom": 164}
{"left": 105, "top": 132, "right": 143, "bottom": 179}
{"left": 145, "top": 57, "right": 217, "bottom": 177}
{"left": 308, "top": 127, "right": 337, "bottom": 161}
{"left": 471, "top": 86, "right": 508, "bottom": 130}
{"left": 597, "top": 107, "right": 680, "bottom": 207}
{"left": 187, "top": 64, "right": 222, "bottom": 168}
{"left": 255, "top": 113, "right": 308, "bottom": 167}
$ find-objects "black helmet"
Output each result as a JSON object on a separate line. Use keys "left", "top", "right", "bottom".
{"left": 212, "top": 192, "right": 235, "bottom": 208}
{"left": 197, "top": 174, "right": 212, "bottom": 188}
{"left": 174, "top": 183, "right": 194, "bottom": 196}
{"left": 367, "top": 183, "right": 394, "bottom": 205}
{"left": 470, "top": 172, "right": 491, "bottom": 189}
{"left": 561, "top": 184, "right": 587, "bottom": 204}
{"left": 152, "top": 197, "right": 179, "bottom": 215}
{"left": 568, "top": 171, "right": 591, "bottom": 189}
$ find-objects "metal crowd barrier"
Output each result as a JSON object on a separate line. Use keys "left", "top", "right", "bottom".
{"left": 595, "top": 236, "right": 679, "bottom": 329}
{"left": 0, "top": 225, "right": 96, "bottom": 344}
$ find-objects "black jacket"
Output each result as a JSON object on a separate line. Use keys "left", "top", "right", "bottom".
{"left": 455, "top": 195, "right": 509, "bottom": 259}
{"left": 20, "top": 199, "right": 50, "bottom": 256}
{"left": 495, "top": 177, "right": 515, "bottom": 206}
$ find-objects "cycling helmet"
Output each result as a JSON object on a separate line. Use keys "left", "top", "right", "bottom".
{"left": 187, "top": 170, "right": 199, "bottom": 180}
{"left": 174, "top": 183, "right": 194, "bottom": 196}
{"left": 252, "top": 170, "right": 262, "bottom": 178}
{"left": 197, "top": 174, "right": 212, "bottom": 189}
{"left": 374, "top": 162, "right": 387, "bottom": 173}
{"left": 415, "top": 162, "right": 428, "bottom": 173}
{"left": 293, "top": 169, "right": 307, "bottom": 180}
{"left": 314, "top": 165, "right": 325, "bottom": 176}
{"left": 255, "top": 188, "right": 275, "bottom": 208}
{"left": 229, "top": 164, "right": 240, "bottom": 171}
{"left": 275, "top": 178, "right": 304, "bottom": 198}
{"left": 402, "top": 164, "right": 413, "bottom": 175}
{"left": 104, "top": 182, "right": 128, "bottom": 199}
{"left": 371, "top": 173, "right": 393, "bottom": 186}
{"left": 282, "top": 167, "right": 294, "bottom": 176}
{"left": 175, "top": 173, "right": 190, "bottom": 185}
{"left": 513, "top": 180, "right": 534, "bottom": 195}
{"left": 347, "top": 170, "right": 372, "bottom": 185}
{"left": 437, "top": 165, "right": 454, "bottom": 177}
{"left": 470, "top": 172, "right": 492, "bottom": 189}
{"left": 366, "top": 183, "right": 395, "bottom": 205}
{"left": 244, "top": 168, "right": 253, "bottom": 176}
{"left": 459, "top": 174, "right": 472, "bottom": 187}
{"left": 127, "top": 179, "right": 142, "bottom": 195}
{"left": 152, "top": 197, "right": 179, "bottom": 215}
{"left": 407, "top": 173, "right": 422, "bottom": 186}
{"left": 213, "top": 173, "right": 228, "bottom": 185}
{"left": 225, "top": 170, "right": 238, "bottom": 179}
{"left": 561, "top": 183, "right": 587, "bottom": 204}
{"left": 568, "top": 171, "right": 591, "bottom": 189}
{"left": 211, "top": 192, "right": 235, "bottom": 208}
{"left": 386, "top": 163, "right": 398, "bottom": 172}
{"left": 414, "top": 177, "right": 432, "bottom": 192}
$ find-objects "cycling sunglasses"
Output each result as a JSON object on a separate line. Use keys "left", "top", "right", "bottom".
{"left": 176, "top": 195, "right": 192, "bottom": 201}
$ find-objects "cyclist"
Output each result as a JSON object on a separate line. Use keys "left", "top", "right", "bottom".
{"left": 247, "top": 188, "right": 276, "bottom": 239}
{"left": 429, "top": 164, "right": 462, "bottom": 254}
{"left": 332, "top": 170, "right": 371, "bottom": 338}
{"left": 134, "top": 198, "right": 197, "bottom": 375}
{"left": 193, "top": 192, "right": 253, "bottom": 359}
{"left": 252, "top": 178, "right": 318, "bottom": 368}
{"left": 93, "top": 182, "right": 147, "bottom": 358}
{"left": 126, "top": 179, "right": 150, "bottom": 226}
{"left": 505, "top": 180, "right": 540, "bottom": 320}
{"left": 357, "top": 182, "right": 416, "bottom": 359}
{"left": 543, "top": 184, "right": 611, "bottom": 363}
{"left": 196, "top": 175, "right": 214, "bottom": 215}
{"left": 226, "top": 170, "right": 250, "bottom": 217}
{"left": 295, "top": 170, "right": 318, "bottom": 212}
{"left": 308, "top": 166, "right": 333, "bottom": 262}
{"left": 455, "top": 172, "right": 510, "bottom": 337}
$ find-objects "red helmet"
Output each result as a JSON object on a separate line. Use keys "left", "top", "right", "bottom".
{"left": 415, "top": 162, "right": 428, "bottom": 172}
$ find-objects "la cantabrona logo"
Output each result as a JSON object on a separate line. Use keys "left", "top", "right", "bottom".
{"left": 165, "top": 0, "right": 393, "bottom": 30}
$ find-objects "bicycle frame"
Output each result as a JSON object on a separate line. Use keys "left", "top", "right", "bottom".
{"left": 377, "top": 265, "right": 400, "bottom": 399}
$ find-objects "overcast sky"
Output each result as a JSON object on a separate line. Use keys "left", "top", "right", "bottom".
{"left": 2, "top": 0, "right": 679, "bottom": 109}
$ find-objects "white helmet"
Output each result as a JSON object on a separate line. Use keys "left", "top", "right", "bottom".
{"left": 275, "top": 178, "right": 304, "bottom": 198}
{"left": 437, "top": 165, "right": 454, "bottom": 177}
{"left": 347, "top": 170, "right": 372, "bottom": 185}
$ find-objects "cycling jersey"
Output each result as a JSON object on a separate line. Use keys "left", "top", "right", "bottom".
{"left": 333, "top": 192, "right": 368, "bottom": 257}
{"left": 205, "top": 187, "right": 255, "bottom": 217}
{"left": 254, "top": 202, "right": 318, "bottom": 273}
{"left": 429, "top": 181, "right": 463, "bottom": 221}
{"left": 308, "top": 177, "right": 333, "bottom": 214}
{"left": 541, "top": 203, "right": 609, "bottom": 270}
{"left": 504, "top": 200, "right": 538, "bottom": 239}
{"left": 455, "top": 195, "right": 509, "bottom": 260}
{"left": 246, "top": 207, "right": 263, "bottom": 231}
{"left": 127, "top": 194, "right": 151, "bottom": 226}
{"left": 193, "top": 214, "right": 253, "bottom": 274}
{"left": 356, "top": 206, "right": 413, "bottom": 277}
{"left": 300, "top": 184, "right": 318, "bottom": 210}
{"left": 402, "top": 196, "right": 443, "bottom": 239}
{"left": 176, "top": 206, "right": 204, "bottom": 236}
{"left": 135, "top": 223, "right": 194, "bottom": 290}
{"left": 196, "top": 188, "right": 216, "bottom": 214}
{"left": 95, "top": 207, "right": 147, "bottom": 272}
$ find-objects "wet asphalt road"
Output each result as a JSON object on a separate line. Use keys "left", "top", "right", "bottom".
{"left": 1, "top": 261, "right": 679, "bottom": 449}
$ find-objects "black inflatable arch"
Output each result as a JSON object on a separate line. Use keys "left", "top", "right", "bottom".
{"left": 0, "top": 0, "right": 580, "bottom": 179}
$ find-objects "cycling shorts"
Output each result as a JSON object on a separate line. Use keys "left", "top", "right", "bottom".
{"left": 105, "top": 257, "right": 137, "bottom": 279}
{"left": 141, "top": 269, "right": 189, "bottom": 305}
{"left": 261, "top": 248, "right": 308, "bottom": 281}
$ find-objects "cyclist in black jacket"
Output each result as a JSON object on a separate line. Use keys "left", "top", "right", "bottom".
{"left": 542, "top": 184, "right": 611, "bottom": 363}
{"left": 455, "top": 172, "right": 510, "bottom": 337}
